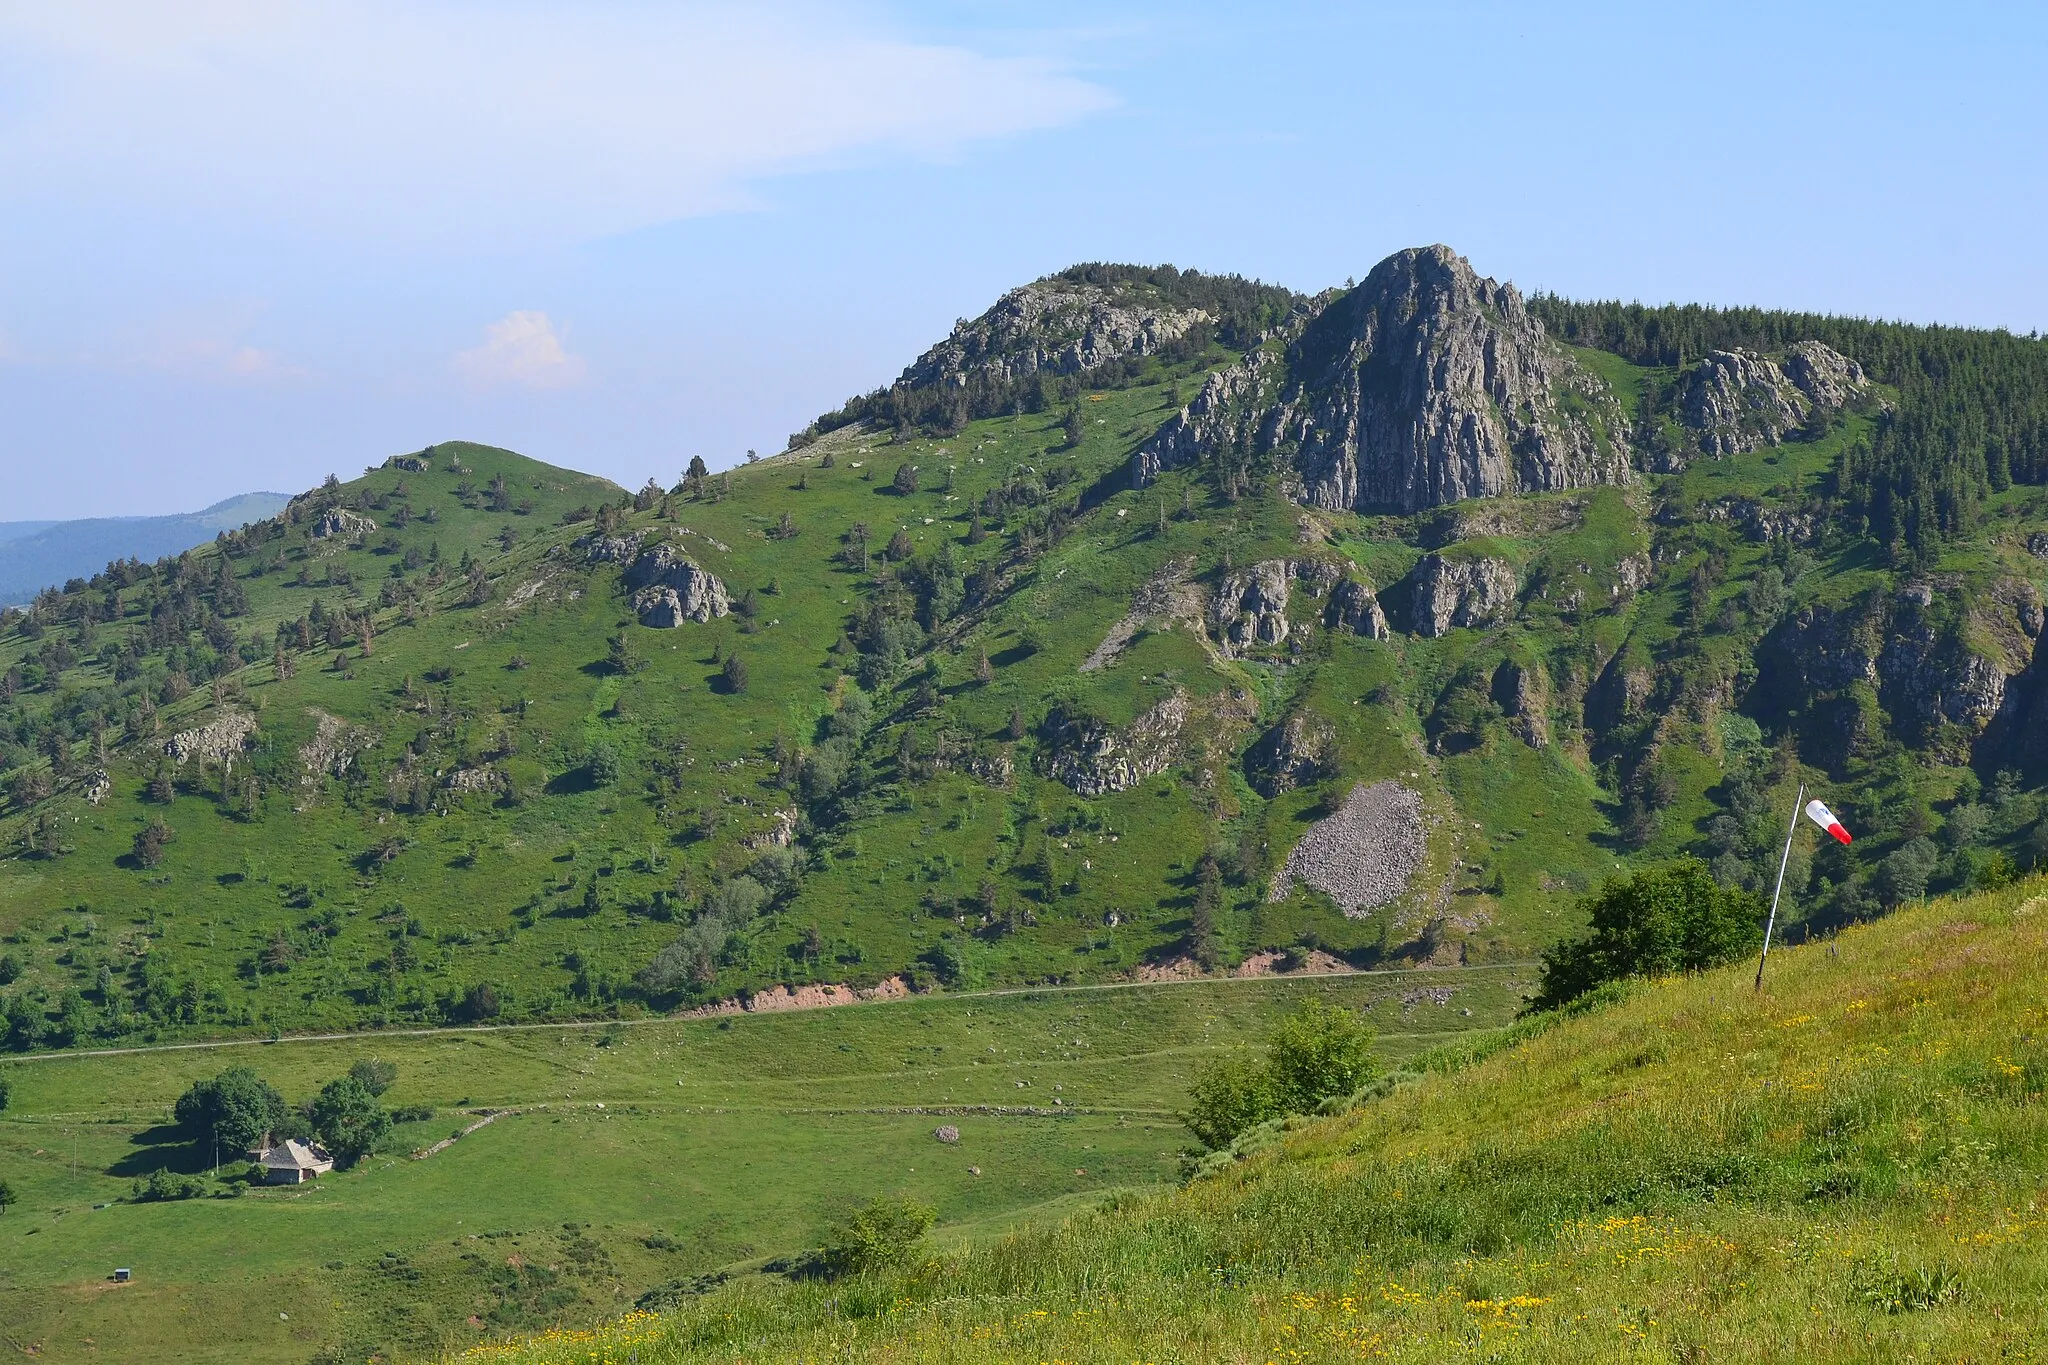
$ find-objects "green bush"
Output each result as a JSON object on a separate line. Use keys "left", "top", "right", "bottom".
{"left": 348, "top": 1058, "right": 397, "bottom": 1097}
{"left": 312, "top": 1075, "right": 391, "bottom": 1164}
{"left": 1183, "top": 998, "right": 1380, "bottom": 1150}
{"left": 817, "top": 1195, "right": 935, "bottom": 1279}
{"left": 1530, "top": 856, "right": 1763, "bottom": 1011}
{"left": 173, "top": 1065, "right": 288, "bottom": 1154}
{"left": 134, "top": 1167, "right": 207, "bottom": 1201}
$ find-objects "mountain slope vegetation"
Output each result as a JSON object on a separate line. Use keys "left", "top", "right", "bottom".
{"left": 3, "top": 247, "right": 2048, "bottom": 1058}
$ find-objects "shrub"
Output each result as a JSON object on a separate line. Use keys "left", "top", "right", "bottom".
{"left": 132, "top": 816, "right": 174, "bottom": 869}
{"left": 1182, "top": 998, "right": 1380, "bottom": 1150}
{"left": 460, "top": 982, "right": 502, "bottom": 1022}
{"left": 583, "top": 743, "right": 621, "bottom": 787}
{"left": 0, "top": 1177, "right": 14, "bottom": 1214}
{"left": 1530, "top": 856, "right": 1764, "bottom": 1011}
{"left": 0, "top": 1073, "right": 8, "bottom": 1112}
{"left": 817, "top": 1195, "right": 935, "bottom": 1278}
{"left": 1266, "top": 997, "right": 1381, "bottom": 1114}
{"left": 1183, "top": 1051, "right": 1275, "bottom": 1150}
{"left": 135, "top": 1168, "right": 208, "bottom": 1201}
{"left": 722, "top": 653, "right": 750, "bottom": 694}
{"left": 348, "top": 1058, "right": 397, "bottom": 1097}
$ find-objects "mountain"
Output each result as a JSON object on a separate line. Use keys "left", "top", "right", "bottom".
{"left": 3, "top": 247, "right": 2048, "bottom": 1057}
{"left": 0, "top": 491, "right": 291, "bottom": 606}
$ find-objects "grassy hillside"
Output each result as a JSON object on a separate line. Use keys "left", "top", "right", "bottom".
{"left": 0, "top": 969, "right": 1520, "bottom": 1363}
{"left": 472, "top": 878, "right": 2048, "bottom": 1363}
{"left": 4, "top": 316, "right": 2048, "bottom": 1051}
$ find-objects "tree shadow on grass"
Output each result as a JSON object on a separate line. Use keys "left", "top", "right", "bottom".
{"left": 107, "top": 1125, "right": 207, "bottom": 1178}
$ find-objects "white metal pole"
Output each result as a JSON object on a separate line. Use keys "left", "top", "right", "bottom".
{"left": 1755, "top": 782, "right": 1805, "bottom": 992}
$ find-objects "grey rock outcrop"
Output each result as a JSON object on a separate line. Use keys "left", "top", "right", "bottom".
{"left": 586, "top": 534, "right": 729, "bottom": 626}
{"left": 627, "top": 548, "right": 730, "bottom": 627}
{"left": 1495, "top": 660, "right": 1551, "bottom": 748}
{"left": 1208, "top": 558, "right": 1348, "bottom": 656}
{"left": 1410, "top": 554, "right": 1519, "bottom": 637}
{"left": 1211, "top": 560, "right": 1295, "bottom": 654}
{"left": 1758, "top": 583, "right": 2040, "bottom": 757}
{"left": 1674, "top": 343, "right": 1867, "bottom": 463}
{"left": 1134, "top": 246, "right": 1633, "bottom": 513}
{"left": 1677, "top": 350, "right": 1810, "bottom": 459}
{"left": 165, "top": 710, "right": 258, "bottom": 770}
{"left": 1326, "top": 578, "right": 1390, "bottom": 639}
{"left": 1785, "top": 341, "right": 1868, "bottom": 409}
{"left": 311, "top": 508, "right": 377, "bottom": 540}
{"left": 1245, "top": 713, "right": 1338, "bottom": 797}
{"left": 1041, "top": 691, "right": 1190, "bottom": 796}
{"left": 903, "top": 280, "right": 1210, "bottom": 396}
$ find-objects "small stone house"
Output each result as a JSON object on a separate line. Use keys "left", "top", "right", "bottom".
{"left": 247, "top": 1137, "right": 334, "bottom": 1184}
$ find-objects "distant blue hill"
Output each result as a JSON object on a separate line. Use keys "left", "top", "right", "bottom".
{"left": 0, "top": 492, "right": 291, "bottom": 605}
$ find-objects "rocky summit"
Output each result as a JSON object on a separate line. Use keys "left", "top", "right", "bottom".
{"left": 1134, "top": 245, "right": 1634, "bottom": 512}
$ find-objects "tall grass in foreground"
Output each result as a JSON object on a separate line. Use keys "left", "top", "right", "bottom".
{"left": 463, "top": 881, "right": 2048, "bottom": 1362}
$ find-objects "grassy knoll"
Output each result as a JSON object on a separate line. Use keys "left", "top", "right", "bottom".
{"left": 472, "top": 879, "right": 2048, "bottom": 1363}
{"left": 0, "top": 967, "right": 1521, "bottom": 1363}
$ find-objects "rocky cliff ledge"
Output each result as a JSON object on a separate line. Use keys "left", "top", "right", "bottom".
{"left": 1672, "top": 341, "right": 1868, "bottom": 465}
{"left": 903, "top": 279, "right": 1210, "bottom": 397}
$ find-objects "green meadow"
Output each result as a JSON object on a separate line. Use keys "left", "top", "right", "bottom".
{"left": 0, "top": 967, "right": 1521, "bottom": 1363}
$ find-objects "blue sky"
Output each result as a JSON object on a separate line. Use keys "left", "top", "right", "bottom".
{"left": 2, "top": 0, "right": 2043, "bottom": 518}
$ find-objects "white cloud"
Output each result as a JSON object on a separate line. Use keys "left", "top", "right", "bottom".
{"left": 0, "top": 3, "right": 1114, "bottom": 247}
{"left": 453, "top": 311, "right": 587, "bottom": 391}
{"left": 142, "top": 336, "right": 305, "bottom": 382}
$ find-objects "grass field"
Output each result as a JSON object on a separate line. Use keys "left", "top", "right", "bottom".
{"left": 0, "top": 966, "right": 1524, "bottom": 1363}
{"left": 472, "top": 878, "right": 2048, "bottom": 1364}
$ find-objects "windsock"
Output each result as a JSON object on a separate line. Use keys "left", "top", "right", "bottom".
{"left": 1804, "top": 799, "right": 1852, "bottom": 845}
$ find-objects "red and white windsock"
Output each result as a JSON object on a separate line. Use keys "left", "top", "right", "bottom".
{"left": 1805, "top": 799, "right": 1853, "bottom": 845}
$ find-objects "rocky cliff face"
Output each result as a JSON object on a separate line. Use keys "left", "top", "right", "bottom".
{"left": 902, "top": 279, "right": 1210, "bottom": 397}
{"left": 1672, "top": 342, "right": 1867, "bottom": 464}
{"left": 1133, "top": 246, "right": 1633, "bottom": 513}
{"left": 1409, "top": 554, "right": 1519, "bottom": 637}
{"left": 1757, "top": 577, "right": 2042, "bottom": 759}
{"left": 1207, "top": 558, "right": 1350, "bottom": 656}
{"left": 1326, "top": 578, "right": 1390, "bottom": 639}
